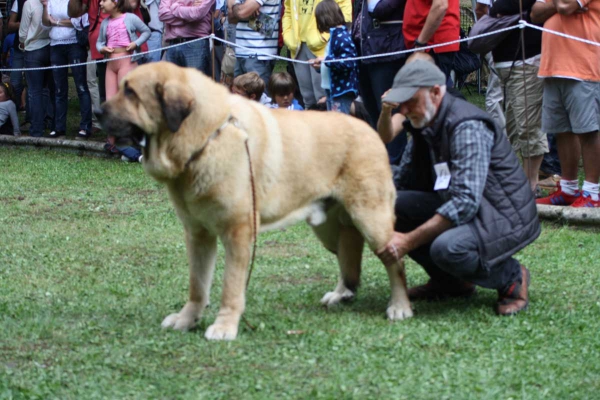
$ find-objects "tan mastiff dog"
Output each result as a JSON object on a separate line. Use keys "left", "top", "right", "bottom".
{"left": 96, "top": 62, "right": 412, "bottom": 341}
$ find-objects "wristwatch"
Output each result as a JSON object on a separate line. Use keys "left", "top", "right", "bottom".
{"left": 414, "top": 39, "right": 427, "bottom": 48}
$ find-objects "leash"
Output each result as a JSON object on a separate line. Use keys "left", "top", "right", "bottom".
{"left": 241, "top": 136, "right": 258, "bottom": 331}
{"left": 181, "top": 114, "right": 258, "bottom": 331}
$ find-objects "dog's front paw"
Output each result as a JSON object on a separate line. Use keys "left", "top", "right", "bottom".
{"left": 205, "top": 322, "right": 238, "bottom": 341}
{"left": 320, "top": 288, "right": 355, "bottom": 307}
{"left": 386, "top": 304, "right": 413, "bottom": 321}
{"left": 161, "top": 313, "right": 197, "bottom": 331}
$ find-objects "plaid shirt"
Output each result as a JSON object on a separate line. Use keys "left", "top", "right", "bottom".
{"left": 395, "top": 120, "right": 495, "bottom": 226}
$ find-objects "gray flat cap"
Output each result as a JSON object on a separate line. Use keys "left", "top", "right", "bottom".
{"left": 383, "top": 60, "right": 447, "bottom": 104}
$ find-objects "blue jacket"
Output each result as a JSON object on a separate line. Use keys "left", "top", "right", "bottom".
{"left": 325, "top": 26, "right": 358, "bottom": 98}
{"left": 351, "top": 0, "right": 406, "bottom": 64}
{"left": 96, "top": 13, "right": 151, "bottom": 63}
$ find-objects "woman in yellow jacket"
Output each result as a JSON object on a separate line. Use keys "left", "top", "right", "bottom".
{"left": 282, "top": 0, "right": 352, "bottom": 108}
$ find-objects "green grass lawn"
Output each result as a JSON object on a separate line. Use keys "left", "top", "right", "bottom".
{"left": 1, "top": 148, "right": 599, "bottom": 399}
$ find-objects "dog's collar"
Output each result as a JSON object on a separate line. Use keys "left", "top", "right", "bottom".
{"left": 184, "top": 115, "right": 237, "bottom": 171}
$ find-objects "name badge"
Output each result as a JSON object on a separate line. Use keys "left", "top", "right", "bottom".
{"left": 434, "top": 162, "right": 451, "bottom": 191}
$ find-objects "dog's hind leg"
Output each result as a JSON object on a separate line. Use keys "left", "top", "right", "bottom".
{"left": 343, "top": 191, "right": 413, "bottom": 321}
{"left": 312, "top": 205, "right": 365, "bottom": 307}
{"left": 162, "top": 228, "right": 217, "bottom": 331}
{"left": 205, "top": 221, "right": 253, "bottom": 341}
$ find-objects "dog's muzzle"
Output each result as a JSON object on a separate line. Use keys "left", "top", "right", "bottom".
{"left": 94, "top": 106, "right": 148, "bottom": 148}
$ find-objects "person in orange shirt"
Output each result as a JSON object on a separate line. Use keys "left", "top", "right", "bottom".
{"left": 532, "top": 0, "right": 600, "bottom": 207}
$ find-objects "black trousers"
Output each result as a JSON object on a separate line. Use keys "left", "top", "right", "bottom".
{"left": 395, "top": 191, "right": 521, "bottom": 291}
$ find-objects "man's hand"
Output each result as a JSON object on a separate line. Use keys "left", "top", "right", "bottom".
{"left": 381, "top": 90, "right": 399, "bottom": 112}
{"left": 377, "top": 232, "right": 413, "bottom": 267}
{"left": 101, "top": 46, "right": 115, "bottom": 54}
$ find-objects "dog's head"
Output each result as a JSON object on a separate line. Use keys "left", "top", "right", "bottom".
{"left": 95, "top": 62, "right": 230, "bottom": 178}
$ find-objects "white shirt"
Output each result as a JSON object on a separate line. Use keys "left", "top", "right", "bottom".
{"left": 19, "top": 0, "right": 51, "bottom": 51}
{"left": 48, "top": 0, "right": 78, "bottom": 46}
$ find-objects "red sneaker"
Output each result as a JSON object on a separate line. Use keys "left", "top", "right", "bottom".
{"left": 536, "top": 183, "right": 580, "bottom": 206}
{"left": 571, "top": 192, "right": 600, "bottom": 208}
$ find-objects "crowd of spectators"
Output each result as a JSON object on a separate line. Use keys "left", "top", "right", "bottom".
{"left": 0, "top": 0, "right": 598, "bottom": 204}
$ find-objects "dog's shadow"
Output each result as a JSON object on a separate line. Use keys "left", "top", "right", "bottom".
{"left": 338, "top": 287, "right": 498, "bottom": 320}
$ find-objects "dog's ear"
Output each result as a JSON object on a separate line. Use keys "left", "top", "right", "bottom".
{"left": 155, "top": 81, "right": 195, "bottom": 133}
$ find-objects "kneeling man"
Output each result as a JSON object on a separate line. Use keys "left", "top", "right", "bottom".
{"left": 377, "top": 61, "right": 540, "bottom": 315}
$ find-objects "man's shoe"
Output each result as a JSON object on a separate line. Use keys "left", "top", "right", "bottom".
{"left": 571, "top": 192, "right": 600, "bottom": 208}
{"left": 496, "top": 265, "right": 530, "bottom": 316}
{"left": 408, "top": 279, "right": 476, "bottom": 301}
{"left": 536, "top": 183, "right": 580, "bottom": 206}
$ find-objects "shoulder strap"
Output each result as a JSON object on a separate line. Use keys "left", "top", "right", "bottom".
{"left": 90, "top": 0, "right": 102, "bottom": 33}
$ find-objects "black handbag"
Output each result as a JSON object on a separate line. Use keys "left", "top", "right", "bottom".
{"left": 140, "top": 0, "right": 151, "bottom": 25}
{"left": 75, "top": 19, "right": 90, "bottom": 48}
{"left": 467, "top": 13, "right": 521, "bottom": 54}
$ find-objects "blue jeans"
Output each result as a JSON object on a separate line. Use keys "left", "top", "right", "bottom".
{"left": 234, "top": 57, "right": 275, "bottom": 93}
{"left": 145, "top": 31, "right": 163, "bottom": 63}
{"left": 359, "top": 58, "right": 407, "bottom": 163}
{"left": 25, "top": 46, "right": 55, "bottom": 137}
{"left": 10, "top": 48, "right": 29, "bottom": 122}
{"left": 395, "top": 191, "right": 521, "bottom": 291}
{"left": 166, "top": 39, "right": 210, "bottom": 75}
{"left": 51, "top": 43, "right": 92, "bottom": 133}
{"left": 117, "top": 145, "right": 142, "bottom": 161}
{"left": 325, "top": 90, "right": 354, "bottom": 114}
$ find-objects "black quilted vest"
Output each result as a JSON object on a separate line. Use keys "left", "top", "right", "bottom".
{"left": 408, "top": 95, "right": 541, "bottom": 269}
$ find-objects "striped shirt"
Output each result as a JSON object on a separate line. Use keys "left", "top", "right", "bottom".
{"left": 234, "top": 0, "right": 280, "bottom": 60}
{"left": 395, "top": 120, "right": 494, "bottom": 226}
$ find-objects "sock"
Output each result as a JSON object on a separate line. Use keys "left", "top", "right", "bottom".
{"left": 560, "top": 179, "right": 579, "bottom": 196}
{"left": 582, "top": 181, "right": 599, "bottom": 201}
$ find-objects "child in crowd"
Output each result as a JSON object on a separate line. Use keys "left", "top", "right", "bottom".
{"left": 97, "top": 0, "right": 150, "bottom": 162}
{"left": 267, "top": 72, "right": 304, "bottom": 110}
{"left": 0, "top": 83, "right": 21, "bottom": 136}
{"left": 232, "top": 72, "right": 272, "bottom": 105}
{"left": 310, "top": 0, "right": 358, "bottom": 114}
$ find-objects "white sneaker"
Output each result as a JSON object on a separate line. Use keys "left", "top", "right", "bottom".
{"left": 138, "top": 155, "right": 143, "bottom": 163}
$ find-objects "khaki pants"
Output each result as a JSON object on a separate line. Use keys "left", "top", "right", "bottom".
{"left": 87, "top": 50, "right": 102, "bottom": 130}
{"left": 497, "top": 63, "right": 548, "bottom": 158}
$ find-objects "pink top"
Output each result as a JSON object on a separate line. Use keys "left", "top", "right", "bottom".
{"left": 158, "top": 0, "right": 215, "bottom": 41}
{"left": 106, "top": 15, "right": 131, "bottom": 48}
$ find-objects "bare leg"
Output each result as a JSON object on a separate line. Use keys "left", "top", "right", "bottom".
{"left": 523, "top": 155, "right": 544, "bottom": 192}
{"left": 205, "top": 223, "right": 253, "bottom": 341}
{"left": 580, "top": 131, "right": 600, "bottom": 183}
{"left": 556, "top": 132, "right": 581, "bottom": 181}
{"left": 162, "top": 229, "right": 217, "bottom": 331}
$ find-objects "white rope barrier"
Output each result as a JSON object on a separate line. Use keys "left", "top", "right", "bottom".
{"left": 0, "top": 21, "right": 598, "bottom": 73}
{"left": 211, "top": 23, "right": 521, "bottom": 64}
{"left": 520, "top": 20, "right": 600, "bottom": 47}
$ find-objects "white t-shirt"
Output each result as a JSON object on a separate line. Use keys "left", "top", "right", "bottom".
{"left": 234, "top": 0, "right": 280, "bottom": 60}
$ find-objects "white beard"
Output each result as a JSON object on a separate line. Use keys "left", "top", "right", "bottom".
{"left": 408, "top": 95, "right": 437, "bottom": 129}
